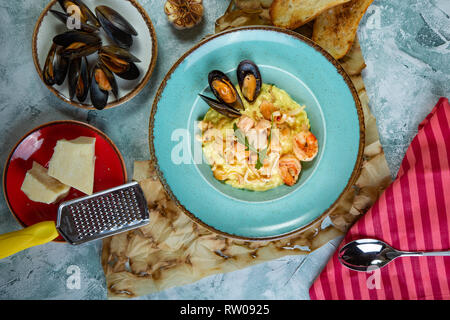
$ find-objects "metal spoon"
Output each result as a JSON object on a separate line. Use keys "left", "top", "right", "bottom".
{"left": 338, "top": 238, "right": 450, "bottom": 272}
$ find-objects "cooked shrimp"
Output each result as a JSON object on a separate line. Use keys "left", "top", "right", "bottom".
{"left": 237, "top": 115, "right": 255, "bottom": 133}
{"left": 279, "top": 154, "right": 301, "bottom": 186}
{"left": 260, "top": 101, "right": 279, "bottom": 120}
{"left": 255, "top": 119, "right": 271, "bottom": 131}
{"left": 293, "top": 131, "right": 318, "bottom": 161}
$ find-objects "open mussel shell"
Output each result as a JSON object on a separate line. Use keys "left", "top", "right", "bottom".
{"left": 54, "top": 47, "right": 70, "bottom": 85}
{"left": 98, "top": 45, "right": 140, "bottom": 80}
{"left": 96, "top": 6, "right": 138, "bottom": 36}
{"left": 50, "top": 9, "right": 99, "bottom": 33}
{"left": 99, "top": 45, "right": 140, "bottom": 62}
{"left": 43, "top": 44, "right": 68, "bottom": 86}
{"left": 208, "top": 70, "right": 244, "bottom": 110}
{"left": 95, "top": 6, "right": 137, "bottom": 49}
{"left": 43, "top": 43, "right": 58, "bottom": 86}
{"left": 68, "top": 57, "right": 89, "bottom": 102}
{"left": 53, "top": 30, "right": 102, "bottom": 59}
{"left": 237, "top": 60, "right": 262, "bottom": 102}
{"left": 198, "top": 94, "right": 241, "bottom": 118}
{"left": 58, "top": 0, "right": 100, "bottom": 27}
{"left": 90, "top": 62, "right": 118, "bottom": 110}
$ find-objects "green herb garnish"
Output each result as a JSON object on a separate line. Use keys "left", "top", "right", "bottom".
{"left": 233, "top": 119, "right": 273, "bottom": 170}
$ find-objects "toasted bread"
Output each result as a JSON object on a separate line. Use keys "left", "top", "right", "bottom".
{"left": 270, "top": 0, "right": 350, "bottom": 29}
{"left": 312, "top": 0, "right": 374, "bottom": 59}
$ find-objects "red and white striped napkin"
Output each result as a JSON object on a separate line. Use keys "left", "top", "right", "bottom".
{"left": 310, "top": 97, "right": 450, "bottom": 300}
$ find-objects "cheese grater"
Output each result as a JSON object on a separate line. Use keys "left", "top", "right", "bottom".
{"left": 56, "top": 181, "right": 150, "bottom": 245}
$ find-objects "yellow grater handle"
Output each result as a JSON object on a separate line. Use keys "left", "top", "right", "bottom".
{"left": 0, "top": 221, "right": 59, "bottom": 260}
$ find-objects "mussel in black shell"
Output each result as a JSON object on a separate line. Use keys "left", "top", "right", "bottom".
{"left": 54, "top": 47, "right": 70, "bottom": 85}
{"left": 58, "top": 0, "right": 100, "bottom": 27}
{"left": 43, "top": 43, "right": 58, "bottom": 86}
{"left": 53, "top": 30, "right": 102, "bottom": 59}
{"left": 98, "top": 45, "right": 140, "bottom": 80}
{"left": 208, "top": 70, "right": 244, "bottom": 110}
{"left": 43, "top": 2, "right": 143, "bottom": 110}
{"left": 68, "top": 57, "right": 89, "bottom": 102}
{"left": 198, "top": 94, "right": 241, "bottom": 118}
{"left": 95, "top": 5, "right": 137, "bottom": 49}
{"left": 237, "top": 60, "right": 261, "bottom": 102}
{"left": 50, "top": 9, "right": 99, "bottom": 33}
{"left": 43, "top": 43, "right": 69, "bottom": 86}
{"left": 90, "top": 62, "right": 118, "bottom": 110}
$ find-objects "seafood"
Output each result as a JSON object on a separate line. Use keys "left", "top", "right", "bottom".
{"left": 98, "top": 45, "right": 140, "bottom": 80}
{"left": 278, "top": 154, "right": 301, "bottom": 186}
{"left": 237, "top": 115, "right": 255, "bottom": 133}
{"left": 68, "top": 57, "right": 89, "bottom": 102}
{"left": 260, "top": 100, "right": 278, "bottom": 120}
{"left": 53, "top": 31, "right": 102, "bottom": 59}
{"left": 43, "top": 44, "right": 58, "bottom": 86}
{"left": 255, "top": 119, "right": 271, "bottom": 131}
{"left": 49, "top": 9, "right": 99, "bottom": 33}
{"left": 201, "top": 79, "right": 316, "bottom": 191}
{"left": 90, "top": 63, "right": 118, "bottom": 110}
{"left": 208, "top": 70, "right": 244, "bottom": 110}
{"left": 95, "top": 6, "right": 138, "bottom": 49}
{"left": 43, "top": 44, "right": 69, "bottom": 86}
{"left": 198, "top": 94, "right": 241, "bottom": 118}
{"left": 58, "top": 0, "right": 99, "bottom": 27}
{"left": 54, "top": 47, "right": 69, "bottom": 85}
{"left": 42, "top": 1, "right": 142, "bottom": 109}
{"left": 237, "top": 60, "right": 262, "bottom": 102}
{"left": 293, "top": 131, "right": 319, "bottom": 161}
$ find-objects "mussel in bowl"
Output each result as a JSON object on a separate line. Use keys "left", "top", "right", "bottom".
{"left": 43, "top": 43, "right": 58, "bottom": 86}
{"left": 53, "top": 30, "right": 102, "bottom": 59}
{"left": 237, "top": 60, "right": 262, "bottom": 102}
{"left": 58, "top": 0, "right": 100, "bottom": 27}
{"left": 68, "top": 57, "right": 89, "bottom": 102}
{"left": 54, "top": 47, "right": 70, "bottom": 85}
{"left": 39, "top": 0, "right": 145, "bottom": 110}
{"left": 49, "top": 9, "right": 99, "bottom": 33}
{"left": 90, "top": 62, "right": 118, "bottom": 110}
{"left": 98, "top": 45, "right": 140, "bottom": 80}
{"left": 43, "top": 43, "right": 69, "bottom": 86}
{"left": 198, "top": 94, "right": 241, "bottom": 118}
{"left": 208, "top": 70, "right": 244, "bottom": 110}
{"left": 95, "top": 5, "right": 138, "bottom": 49}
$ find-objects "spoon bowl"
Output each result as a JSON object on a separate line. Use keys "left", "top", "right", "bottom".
{"left": 338, "top": 238, "right": 450, "bottom": 272}
{"left": 338, "top": 239, "right": 400, "bottom": 271}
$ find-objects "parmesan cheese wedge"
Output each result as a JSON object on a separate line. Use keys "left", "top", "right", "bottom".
{"left": 21, "top": 162, "right": 70, "bottom": 204}
{"left": 48, "top": 136, "right": 96, "bottom": 195}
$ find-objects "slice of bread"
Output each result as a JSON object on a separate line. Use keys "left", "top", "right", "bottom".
{"left": 270, "top": 0, "right": 350, "bottom": 29}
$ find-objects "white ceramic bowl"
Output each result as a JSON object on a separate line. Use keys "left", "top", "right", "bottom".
{"left": 32, "top": 0, "right": 158, "bottom": 110}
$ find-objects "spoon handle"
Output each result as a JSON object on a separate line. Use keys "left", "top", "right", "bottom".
{"left": 400, "top": 250, "right": 450, "bottom": 257}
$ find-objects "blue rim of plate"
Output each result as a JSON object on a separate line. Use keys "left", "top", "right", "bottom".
{"left": 149, "top": 26, "right": 365, "bottom": 241}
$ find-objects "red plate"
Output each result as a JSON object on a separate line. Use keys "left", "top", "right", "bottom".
{"left": 2, "top": 120, "right": 127, "bottom": 242}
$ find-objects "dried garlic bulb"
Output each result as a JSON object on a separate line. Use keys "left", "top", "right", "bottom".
{"left": 164, "top": 0, "right": 204, "bottom": 30}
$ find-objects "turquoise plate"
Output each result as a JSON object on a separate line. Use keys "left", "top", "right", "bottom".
{"left": 150, "top": 27, "right": 364, "bottom": 240}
